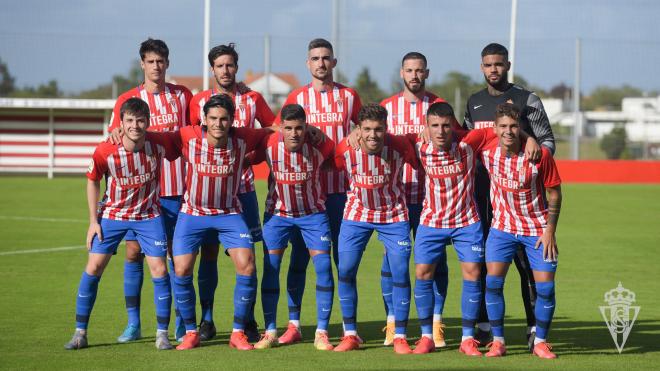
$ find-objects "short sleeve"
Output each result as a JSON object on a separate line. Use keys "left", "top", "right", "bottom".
{"left": 86, "top": 144, "right": 108, "bottom": 181}
{"left": 540, "top": 147, "right": 562, "bottom": 188}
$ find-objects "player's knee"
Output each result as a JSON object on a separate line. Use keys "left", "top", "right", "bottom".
{"left": 125, "top": 241, "right": 143, "bottom": 262}
{"left": 461, "top": 263, "right": 482, "bottom": 281}
{"left": 148, "top": 259, "right": 168, "bottom": 278}
{"left": 415, "top": 264, "right": 434, "bottom": 280}
{"left": 174, "top": 261, "right": 193, "bottom": 277}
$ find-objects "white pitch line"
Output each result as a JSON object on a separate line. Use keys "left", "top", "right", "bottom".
{"left": 0, "top": 245, "right": 85, "bottom": 256}
{"left": 0, "top": 215, "right": 87, "bottom": 223}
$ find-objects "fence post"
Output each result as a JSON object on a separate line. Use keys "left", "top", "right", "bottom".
{"left": 48, "top": 108, "right": 54, "bottom": 179}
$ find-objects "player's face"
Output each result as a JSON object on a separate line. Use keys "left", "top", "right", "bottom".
{"left": 358, "top": 119, "right": 387, "bottom": 153}
{"left": 204, "top": 106, "right": 233, "bottom": 141}
{"left": 400, "top": 58, "right": 428, "bottom": 94}
{"left": 211, "top": 54, "right": 238, "bottom": 90}
{"left": 427, "top": 114, "right": 453, "bottom": 150}
{"left": 481, "top": 54, "right": 510, "bottom": 87}
{"left": 282, "top": 119, "right": 306, "bottom": 152}
{"left": 141, "top": 52, "right": 169, "bottom": 83}
{"left": 306, "top": 47, "right": 336, "bottom": 82}
{"left": 121, "top": 112, "right": 149, "bottom": 142}
{"left": 494, "top": 115, "right": 520, "bottom": 148}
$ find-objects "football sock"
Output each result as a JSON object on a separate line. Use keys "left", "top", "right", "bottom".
{"left": 312, "top": 253, "right": 334, "bottom": 331}
{"left": 233, "top": 274, "right": 257, "bottom": 330}
{"left": 75, "top": 272, "right": 100, "bottom": 330}
{"left": 388, "top": 253, "right": 411, "bottom": 336}
{"left": 261, "top": 253, "right": 283, "bottom": 331}
{"left": 168, "top": 259, "right": 183, "bottom": 331}
{"left": 123, "top": 261, "right": 143, "bottom": 327}
{"left": 337, "top": 249, "right": 363, "bottom": 333}
{"left": 485, "top": 275, "right": 506, "bottom": 338}
{"left": 173, "top": 274, "right": 196, "bottom": 331}
{"left": 198, "top": 259, "right": 218, "bottom": 323}
{"left": 534, "top": 281, "right": 556, "bottom": 340}
{"left": 380, "top": 254, "right": 395, "bottom": 317}
{"left": 433, "top": 254, "right": 448, "bottom": 316}
{"left": 286, "top": 235, "right": 309, "bottom": 321}
{"left": 462, "top": 279, "right": 481, "bottom": 337}
{"left": 152, "top": 275, "right": 171, "bottom": 331}
{"left": 414, "top": 278, "right": 434, "bottom": 336}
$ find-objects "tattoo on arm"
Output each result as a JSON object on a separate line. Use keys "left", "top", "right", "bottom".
{"left": 547, "top": 199, "right": 562, "bottom": 226}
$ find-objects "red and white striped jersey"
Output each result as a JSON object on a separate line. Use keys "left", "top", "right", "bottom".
{"left": 481, "top": 142, "right": 561, "bottom": 236}
{"left": 178, "top": 126, "right": 269, "bottom": 216}
{"left": 189, "top": 87, "right": 275, "bottom": 194}
{"left": 413, "top": 129, "right": 494, "bottom": 229}
{"left": 87, "top": 132, "right": 180, "bottom": 221}
{"left": 277, "top": 83, "right": 362, "bottom": 195}
{"left": 381, "top": 92, "right": 446, "bottom": 205}
{"left": 260, "top": 133, "right": 334, "bottom": 218}
{"left": 335, "top": 134, "right": 417, "bottom": 223}
{"left": 109, "top": 83, "right": 193, "bottom": 197}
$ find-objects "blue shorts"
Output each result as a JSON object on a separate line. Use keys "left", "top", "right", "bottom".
{"left": 172, "top": 213, "right": 254, "bottom": 256}
{"left": 262, "top": 212, "right": 331, "bottom": 252}
{"left": 238, "top": 191, "right": 263, "bottom": 242}
{"left": 485, "top": 228, "right": 558, "bottom": 272}
{"left": 338, "top": 219, "right": 412, "bottom": 257}
{"left": 125, "top": 196, "right": 181, "bottom": 241}
{"left": 414, "top": 222, "right": 484, "bottom": 264}
{"left": 90, "top": 217, "right": 168, "bottom": 257}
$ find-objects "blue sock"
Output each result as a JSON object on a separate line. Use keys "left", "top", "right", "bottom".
{"left": 287, "top": 233, "right": 309, "bottom": 321}
{"left": 485, "top": 275, "right": 506, "bottom": 338}
{"left": 75, "top": 272, "right": 101, "bottom": 329}
{"left": 168, "top": 259, "right": 183, "bottom": 330}
{"left": 462, "top": 279, "right": 481, "bottom": 337}
{"left": 173, "top": 274, "right": 196, "bottom": 331}
{"left": 414, "top": 279, "right": 434, "bottom": 335}
{"left": 535, "top": 281, "right": 556, "bottom": 340}
{"left": 123, "top": 261, "right": 143, "bottom": 327}
{"left": 152, "top": 276, "right": 171, "bottom": 331}
{"left": 198, "top": 259, "right": 218, "bottom": 323}
{"left": 261, "top": 253, "right": 283, "bottom": 331}
{"left": 389, "top": 253, "right": 411, "bottom": 335}
{"left": 380, "top": 254, "right": 394, "bottom": 317}
{"left": 234, "top": 274, "right": 257, "bottom": 330}
{"left": 338, "top": 249, "right": 363, "bottom": 332}
{"left": 313, "top": 253, "right": 334, "bottom": 331}
{"left": 433, "top": 254, "right": 448, "bottom": 316}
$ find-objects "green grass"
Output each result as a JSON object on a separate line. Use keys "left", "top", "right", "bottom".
{"left": 0, "top": 176, "right": 659, "bottom": 369}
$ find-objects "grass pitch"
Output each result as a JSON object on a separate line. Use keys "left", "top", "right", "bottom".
{"left": 0, "top": 176, "right": 658, "bottom": 370}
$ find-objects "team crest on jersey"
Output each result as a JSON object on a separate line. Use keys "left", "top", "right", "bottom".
{"left": 336, "top": 99, "right": 343, "bottom": 110}
{"left": 238, "top": 104, "right": 246, "bottom": 113}
{"left": 87, "top": 160, "right": 94, "bottom": 173}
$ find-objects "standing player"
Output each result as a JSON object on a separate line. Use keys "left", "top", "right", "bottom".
{"left": 479, "top": 103, "right": 561, "bottom": 359}
{"left": 188, "top": 43, "right": 275, "bottom": 341}
{"left": 171, "top": 94, "right": 272, "bottom": 351}
{"left": 379, "top": 52, "right": 451, "bottom": 348}
{"left": 273, "top": 38, "right": 362, "bottom": 344}
{"left": 464, "top": 43, "right": 555, "bottom": 348}
{"left": 252, "top": 104, "right": 336, "bottom": 351}
{"left": 333, "top": 104, "right": 416, "bottom": 354}
{"left": 108, "top": 38, "right": 192, "bottom": 343}
{"left": 65, "top": 98, "right": 179, "bottom": 350}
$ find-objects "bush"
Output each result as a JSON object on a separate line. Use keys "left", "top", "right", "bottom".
{"left": 600, "top": 126, "right": 627, "bottom": 159}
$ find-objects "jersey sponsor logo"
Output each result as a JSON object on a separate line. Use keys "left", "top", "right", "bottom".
{"left": 154, "top": 240, "right": 167, "bottom": 246}
{"left": 426, "top": 162, "right": 464, "bottom": 179}
{"left": 150, "top": 113, "right": 179, "bottom": 130}
{"left": 320, "top": 235, "right": 330, "bottom": 242}
{"left": 116, "top": 171, "right": 156, "bottom": 188}
{"left": 397, "top": 240, "right": 410, "bottom": 246}
{"left": 492, "top": 174, "right": 530, "bottom": 192}
{"left": 392, "top": 124, "right": 424, "bottom": 135}
{"left": 273, "top": 170, "right": 313, "bottom": 185}
{"left": 194, "top": 163, "right": 234, "bottom": 177}
{"left": 474, "top": 120, "right": 494, "bottom": 129}
{"left": 353, "top": 174, "right": 389, "bottom": 189}
{"left": 306, "top": 112, "right": 344, "bottom": 126}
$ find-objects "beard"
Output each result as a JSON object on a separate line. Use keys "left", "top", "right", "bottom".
{"left": 404, "top": 79, "right": 425, "bottom": 94}
{"left": 485, "top": 71, "right": 508, "bottom": 89}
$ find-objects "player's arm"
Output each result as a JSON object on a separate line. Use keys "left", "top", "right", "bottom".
{"left": 519, "top": 129, "right": 541, "bottom": 162}
{"left": 273, "top": 93, "right": 297, "bottom": 124}
{"left": 85, "top": 148, "right": 106, "bottom": 250}
{"left": 189, "top": 95, "right": 201, "bottom": 126}
{"left": 151, "top": 132, "right": 182, "bottom": 161}
{"left": 536, "top": 184, "right": 562, "bottom": 262}
{"left": 182, "top": 88, "right": 193, "bottom": 126}
{"left": 462, "top": 99, "right": 475, "bottom": 130}
{"left": 526, "top": 93, "right": 556, "bottom": 155}
{"left": 333, "top": 140, "right": 348, "bottom": 171}
{"left": 255, "top": 94, "right": 276, "bottom": 127}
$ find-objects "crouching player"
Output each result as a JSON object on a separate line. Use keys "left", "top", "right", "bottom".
{"left": 252, "top": 104, "right": 336, "bottom": 351}
{"left": 334, "top": 104, "right": 417, "bottom": 354}
{"left": 481, "top": 103, "right": 562, "bottom": 359}
{"left": 65, "top": 98, "right": 179, "bottom": 350}
{"left": 171, "top": 94, "right": 272, "bottom": 351}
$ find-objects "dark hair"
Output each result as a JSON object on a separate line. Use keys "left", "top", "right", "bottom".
{"left": 308, "top": 38, "right": 333, "bottom": 53}
{"left": 401, "top": 52, "right": 427, "bottom": 68}
{"left": 139, "top": 38, "right": 169, "bottom": 60}
{"left": 203, "top": 94, "right": 235, "bottom": 121}
{"left": 481, "top": 43, "right": 508, "bottom": 60}
{"left": 208, "top": 43, "right": 238, "bottom": 66}
{"left": 495, "top": 103, "right": 520, "bottom": 121}
{"left": 357, "top": 103, "right": 388, "bottom": 126}
{"left": 280, "top": 104, "right": 306, "bottom": 123}
{"left": 120, "top": 98, "right": 150, "bottom": 121}
{"left": 426, "top": 101, "right": 455, "bottom": 119}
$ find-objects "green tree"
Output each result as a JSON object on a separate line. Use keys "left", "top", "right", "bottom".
{"left": 600, "top": 126, "right": 627, "bottom": 159}
{"left": 427, "top": 71, "right": 482, "bottom": 110}
{"left": 583, "top": 85, "right": 644, "bottom": 111}
{"left": 354, "top": 67, "right": 386, "bottom": 104}
{"left": 77, "top": 60, "right": 143, "bottom": 99}
{"left": 10, "top": 80, "right": 62, "bottom": 98}
{"left": 0, "top": 57, "right": 15, "bottom": 96}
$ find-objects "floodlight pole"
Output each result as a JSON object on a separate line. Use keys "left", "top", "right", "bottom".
{"left": 508, "top": 0, "right": 517, "bottom": 83}
{"left": 572, "top": 38, "right": 582, "bottom": 160}
{"left": 202, "top": 0, "right": 211, "bottom": 91}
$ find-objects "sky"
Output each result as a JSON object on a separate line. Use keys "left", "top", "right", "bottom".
{"left": 1, "top": 0, "right": 659, "bottom": 95}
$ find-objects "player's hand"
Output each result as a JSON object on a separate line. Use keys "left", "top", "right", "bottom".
{"left": 108, "top": 127, "right": 123, "bottom": 145}
{"left": 525, "top": 137, "right": 541, "bottom": 162}
{"left": 347, "top": 128, "right": 360, "bottom": 149}
{"left": 306, "top": 125, "right": 325, "bottom": 144}
{"left": 86, "top": 222, "right": 103, "bottom": 251}
{"left": 418, "top": 127, "right": 430, "bottom": 144}
{"left": 236, "top": 82, "right": 252, "bottom": 94}
{"left": 535, "top": 229, "right": 558, "bottom": 262}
